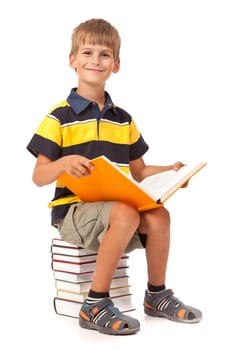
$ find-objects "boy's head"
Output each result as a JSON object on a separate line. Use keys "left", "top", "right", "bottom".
{"left": 70, "top": 18, "right": 121, "bottom": 62}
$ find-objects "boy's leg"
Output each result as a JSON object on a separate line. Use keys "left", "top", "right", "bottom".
{"left": 79, "top": 202, "right": 141, "bottom": 335}
{"left": 139, "top": 206, "right": 202, "bottom": 324}
{"left": 90, "top": 201, "right": 140, "bottom": 291}
{"left": 139, "top": 206, "right": 170, "bottom": 286}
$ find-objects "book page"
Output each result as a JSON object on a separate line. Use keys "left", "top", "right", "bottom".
{"left": 139, "top": 163, "right": 205, "bottom": 202}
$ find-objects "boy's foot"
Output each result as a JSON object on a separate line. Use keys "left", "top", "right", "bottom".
{"left": 79, "top": 297, "right": 140, "bottom": 335}
{"left": 143, "top": 289, "right": 202, "bottom": 324}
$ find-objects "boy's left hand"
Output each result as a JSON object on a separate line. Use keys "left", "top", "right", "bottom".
{"left": 172, "top": 161, "right": 189, "bottom": 188}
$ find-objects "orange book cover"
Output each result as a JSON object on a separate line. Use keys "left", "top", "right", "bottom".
{"left": 58, "top": 156, "right": 207, "bottom": 212}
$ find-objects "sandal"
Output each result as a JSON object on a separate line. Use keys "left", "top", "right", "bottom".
{"left": 79, "top": 298, "right": 140, "bottom": 335}
{"left": 144, "top": 289, "right": 202, "bottom": 324}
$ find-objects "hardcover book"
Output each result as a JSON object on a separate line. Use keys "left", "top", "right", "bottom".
{"left": 58, "top": 155, "right": 207, "bottom": 212}
{"left": 56, "top": 285, "right": 131, "bottom": 302}
{"left": 55, "top": 275, "right": 130, "bottom": 293}
{"left": 51, "top": 239, "right": 96, "bottom": 256}
{"left": 52, "top": 253, "right": 97, "bottom": 264}
{"left": 51, "top": 255, "right": 128, "bottom": 274}
{"left": 53, "top": 266, "right": 129, "bottom": 283}
{"left": 54, "top": 294, "right": 135, "bottom": 319}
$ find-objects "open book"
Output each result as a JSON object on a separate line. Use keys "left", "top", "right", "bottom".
{"left": 58, "top": 155, "right": 207, "bottom": 212}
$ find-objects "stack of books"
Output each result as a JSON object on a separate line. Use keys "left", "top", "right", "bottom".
{"left": 51, "top": 238, "right": 135, "bottom": 318}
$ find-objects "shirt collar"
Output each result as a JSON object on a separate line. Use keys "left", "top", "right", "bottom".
{"left": 67, "top": 88, "right": 114, "bottom": 114}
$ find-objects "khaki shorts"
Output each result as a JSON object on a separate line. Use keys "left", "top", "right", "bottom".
{"left": 56, "top": 201, "right": 144, "bottom": 253}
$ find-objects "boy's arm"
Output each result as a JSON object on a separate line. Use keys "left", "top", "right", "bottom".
{"left": 129, "top": 157, "right": 184, "bottom": 182}
{"left": 32, "top": 154, "right": 93, "bottom": 187}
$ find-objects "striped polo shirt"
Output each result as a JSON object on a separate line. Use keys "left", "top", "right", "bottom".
{"left": 27, "top": 88, "right": 149, "bottom": 225}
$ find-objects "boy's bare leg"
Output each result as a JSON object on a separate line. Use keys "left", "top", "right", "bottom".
{"left": 79, "top": 202, "right": 141, "bottom": 335}
{"left": 139, "top": 206, "right": 170, "bottom": 286}
{"left": 139, "top": 207, "right": 202, "bottom": 323}
{"left": 90, "top": 202, "right": 140, "bottom": 292}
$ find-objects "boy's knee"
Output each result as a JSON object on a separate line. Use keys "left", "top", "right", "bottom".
{"left": 111, "top": 202, "right": 140, "bottom": 226}
{"left": 146, "top": 206, "right": 170, "bottom": 227}
{"left": 157, "top": 206, "right": 170, "bottom": 223}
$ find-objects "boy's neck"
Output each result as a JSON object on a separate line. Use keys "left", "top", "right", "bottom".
{"left": 76, "top": 83, "right": 106, "bottom": 111}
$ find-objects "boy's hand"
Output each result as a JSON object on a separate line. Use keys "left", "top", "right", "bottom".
{"left": 172, "top": 161, "right": 188, "bottom": 188}
{"left": 63, "top": 155, "right": 94, "bottom": 178}
{"left": 172, "top": 161, "right": 184, "bottom": 171}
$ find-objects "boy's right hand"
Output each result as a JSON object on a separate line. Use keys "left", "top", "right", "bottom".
{"left": 33, "top": 154, "right": 94, "bottom": 186}
{"left": 62, "top": 155, "right": 94, "bottom": 178}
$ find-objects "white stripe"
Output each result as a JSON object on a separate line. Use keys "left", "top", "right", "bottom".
{"left": 61, "top": 119, "right": 96, "bottom": 128}
{"left": 101, "top": 118, "right": 129, "bottom": 126}
{"left": 60, "top": 118, "right": 129, "bottom": 128}
{"left": 111, "top": 161, "right": 129, "bottom": 169}
{"left": 46, "top": 113, "right": 59, "bottom": 121}
{"left": 46, "top": 114, "right": 129, "bottom": 127}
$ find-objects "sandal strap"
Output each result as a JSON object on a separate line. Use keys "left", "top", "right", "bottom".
{"left": 88, "top": 297, "right": 113, "bottom": 318}
{"left": 147, "top": 288, "right": 174, "bottom": 308}
{"left": 80, "top": 298, "right": 139, "bottom": 331}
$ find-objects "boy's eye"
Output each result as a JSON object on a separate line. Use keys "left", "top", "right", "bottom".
{"left": 101, "top": 52, "right": 110, "bottom": 57}
{"left": 83, "top": 51, "right": 92, "bottom": 56}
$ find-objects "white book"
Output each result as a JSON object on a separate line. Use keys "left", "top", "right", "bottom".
{"left": 51, "top": 240, "right": 96, "bottom": 257}
{"left": 52, "top": 253, "right": 97, "bottom": 263}
{"left": 52, "top": 238, "right": 80, "bottom": 247}
{"left": 54, "top": 294, "right": 135, "bottom": 319}
{"left": 55, "top": 275, "right": 130, "bottom": 293}
{"left": 53, "top": 266, "right": 129, "bottom": 283}
{"left": 52, "top": 255, "right": 128, "bottom": 274}
{"left": 57, "top": 285, "right": 131, "bottom": 302}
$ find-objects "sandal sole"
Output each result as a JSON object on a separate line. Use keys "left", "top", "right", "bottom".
{"left": 79, "top": 318, "right": 140, "bottom": 335}
{"left": 144, "top": 307, "right": 202, "bottom": 324}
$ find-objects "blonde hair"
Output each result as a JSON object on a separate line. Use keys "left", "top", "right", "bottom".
{"left": 70, "top": 18, "right": 121, "bottom": 61}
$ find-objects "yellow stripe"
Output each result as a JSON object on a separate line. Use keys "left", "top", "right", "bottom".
{"left": 129, "top": 120, "right": 141, "bottom": 144}
{"left": 99, "top": 121, "right": 130, "bottom": 144}
{"left": 36, "top": 116, "right": 61, "bottom": 146}
{"left": 48, "top": 100, "right": 69, "bottom": 113}
{"left": 62, "top": 121, "right": 98, "bottom": 146}
{"left": 60, "top": 119, "right": 140, "bottom": 147}
{"left": 48, "top": 196, "right": 81, "bottom": 208}
{"left": 61, "top": 120, "right": 131, "bottom": 147}
{"left": 100, "top": 120, "right": 140, "bottom": 145}
{"left": 118, "top": 166, "right": 130, "bottom": 174}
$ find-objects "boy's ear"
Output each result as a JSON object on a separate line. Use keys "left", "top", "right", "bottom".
{"left": 112, "top": 58, "right": 120, "bottom": 73}
{"left": 69, "top": 53, "right": 76, "bottom": 68}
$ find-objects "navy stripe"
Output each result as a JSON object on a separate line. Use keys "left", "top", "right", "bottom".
{"left": 52, "top": 104, "right": 131, "bottom": 125}
{"left": 27, "top": 134, "right": 61, "bottom": 160}
{"left": 62, "top": 139, "right": 148, "bottom": 163}
{"left": 28, "top": 135, "right": 148, "bottom": 164}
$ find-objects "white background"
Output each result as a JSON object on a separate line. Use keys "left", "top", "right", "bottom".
{"left": 0, "top": 0, "right": 232, "bottom": 349}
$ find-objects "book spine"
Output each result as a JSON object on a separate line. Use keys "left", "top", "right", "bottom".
{"left": 51, "top": 238, "right": 135, "bottom": 318}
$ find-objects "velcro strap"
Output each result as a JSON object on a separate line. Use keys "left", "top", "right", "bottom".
{"left": 90, "top": 298, "right": 113, "bottom": 317}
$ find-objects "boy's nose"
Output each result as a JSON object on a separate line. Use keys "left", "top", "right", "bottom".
{"left": 91, "top": 54, "right": 100, "bottom": 65}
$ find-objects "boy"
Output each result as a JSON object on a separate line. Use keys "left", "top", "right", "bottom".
{"left": 27, "top": 18, "right": 202, "bottom": 335}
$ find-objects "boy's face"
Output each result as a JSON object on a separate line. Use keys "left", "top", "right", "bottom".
{"left": 70, "top": 44, "right": 120, "bottom": 86}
